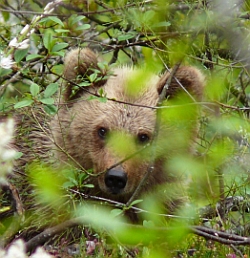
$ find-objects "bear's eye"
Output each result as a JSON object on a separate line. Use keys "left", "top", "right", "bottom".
{"left": 98, "top": 127, "right": 108, "bottom": 140}
{"left": 137, "top": 133, "right": 150, "bottom": 144}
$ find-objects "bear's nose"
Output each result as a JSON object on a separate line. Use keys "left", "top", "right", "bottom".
{"left": 105, "top": 169, "right": 127, "bottom": 195}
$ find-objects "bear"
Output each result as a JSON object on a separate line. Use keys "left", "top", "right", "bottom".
{"left": 47, "top": 48, "right": 205, "bottom": 220}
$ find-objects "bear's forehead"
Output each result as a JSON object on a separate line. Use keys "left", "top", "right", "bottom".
{"left": 103, "top": 67, "right": 160, "bottom": 104}
{"left": 94, "top": 101, "right": 156, "bottom": 133}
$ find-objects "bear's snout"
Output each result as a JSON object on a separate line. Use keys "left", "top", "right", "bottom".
{"left": 105, "top": 168, "right": 127, "bottom": 195}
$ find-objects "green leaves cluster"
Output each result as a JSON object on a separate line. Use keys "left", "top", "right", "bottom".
{"left": 14, "top": 82, "right": 58, "bottom": 114}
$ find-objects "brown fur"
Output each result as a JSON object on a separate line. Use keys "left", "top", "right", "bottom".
{"left": 50, "top": 48, "right": 205, "bottom": 217}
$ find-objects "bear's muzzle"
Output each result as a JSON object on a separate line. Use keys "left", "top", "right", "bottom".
{"left": 105, "top": 168, "right": 127, "bottom": 195}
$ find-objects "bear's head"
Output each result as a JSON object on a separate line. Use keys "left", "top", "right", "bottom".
{"left": 51, "top": 48, "right": 205, "bottom": 204}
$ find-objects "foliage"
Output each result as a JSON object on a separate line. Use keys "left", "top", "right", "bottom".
{"left": 1, "top": 0, "right": 250, "bottom": 257}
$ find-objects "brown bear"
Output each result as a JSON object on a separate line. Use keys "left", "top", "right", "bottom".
{"left": 48, "top": 48, "right": 205, "bottom": 219}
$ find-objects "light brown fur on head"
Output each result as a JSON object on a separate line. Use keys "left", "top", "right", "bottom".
{"left": 51, "top": 48, "right": 205, "bottom": 216}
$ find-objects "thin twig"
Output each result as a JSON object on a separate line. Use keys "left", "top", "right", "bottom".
{"left": 69, "top": 188, "right": 190, "bottom": 220}
{"left": 191, "top": 225, "right": 250, "bottom": 246}
{"left": 158, "top": 63, "right": 181, "bottom": 104}
{"left": 25, "top": 218, "right": 82, "bottom": 252}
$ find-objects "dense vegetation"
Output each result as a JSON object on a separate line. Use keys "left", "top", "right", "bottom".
{"left": 1, "top": 0, "right": 250, "bottom": 257}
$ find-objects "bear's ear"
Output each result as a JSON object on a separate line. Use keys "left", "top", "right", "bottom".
{"left": 156, "top": 66, "right": 205, "bottom": 102}
{"left": 63, "top": 48, "right": 107, "bottom": 100}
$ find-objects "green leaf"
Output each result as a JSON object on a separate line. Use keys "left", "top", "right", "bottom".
{"left": 83, "top": 184, "right": 94, "bottom": 188}
{"left": 26, "top": 54, "right": 43, "bottom": 61}
{"left": 111, "top": 208, "right": 124, "bottom": 217}
{"left": 89, "top": 73, "right": 97, "bottom": 82}
{"left": 51, "top": 43, "right": 68, "bottom": 52}
{"left": 152, "top": 21, "right": 171, "bottom": 28}
{"left": 71, "top": 15, "right": 86, "bottom": 25}
{"left": 28, "top": 163, "right": 65, "bottom": 206}
{"left": 129, "top": 199, "right": 143, "bottom": 206}
{"left": 98, "top": 88, "right": 104, "bottom": 96}
{"left": 75, "top": 205, "right": 126, "bottom": 231}
{"left": 88, "top": 95, "right": 107, "bottom": 103}
{"left": 78, "top": 82, "right": 91, "bottom": 87}
{"left": 14, "top": 152, "right": 23, "bottom": 159}
{"left": 30, "top": 83, "right": 40, "bottom": 97}
{"left": 97, "top": 62, "right": 107, "bottom": 70}
{"left": 75, "top": 24, "right": 91, "bottom": 31}
{"left": 44, "top": 104, "right": 57, "bottom": 115}
{"left": 40, "top": 98, "right": 54, "bottom": 105}
{"left": 143, "top": 10, "right": 156, "bottom": 23}
{"left": 0, "top": 68, "right": 12, "bottom": 77}
{"left": 44, "top": 83, "right": 59, "bottom": 98}
{"left": 47, "top": 16, "right": 64, "bottom": 27}
{"left": 143, "top": 220, "right": 155, "bottom": 228}
{"left": 50, "top": 51, "right": 65, "bottom": 57}
{"left": 14, "top": 49, "right": 28, "bottom": 63}
{"left": 43, "top": 31, "right": 54, "bottom": 52}
{"left": 62, "top": 181, "right": 75, "bottom": 188}
{"left": 2, "top": 11, "right": 10, "bottom": 21}
{"left": 40, "top": 16, "right": 64, "bottom": 27}
{"left": 51, "top": 64, "right": 63, "bottom": 74}
{"left": 14, "top": 99, "right": 34, "bottom": 109}
{"left": 55, "top": 29, "right": 70, "bottom": 33}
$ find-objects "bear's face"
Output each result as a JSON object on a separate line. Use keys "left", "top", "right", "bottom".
{"left": 63, "top": 68, "right": 160, "bottom": 197}
{"left": 52, "top": 48, "right": 205, "bottom": 202}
